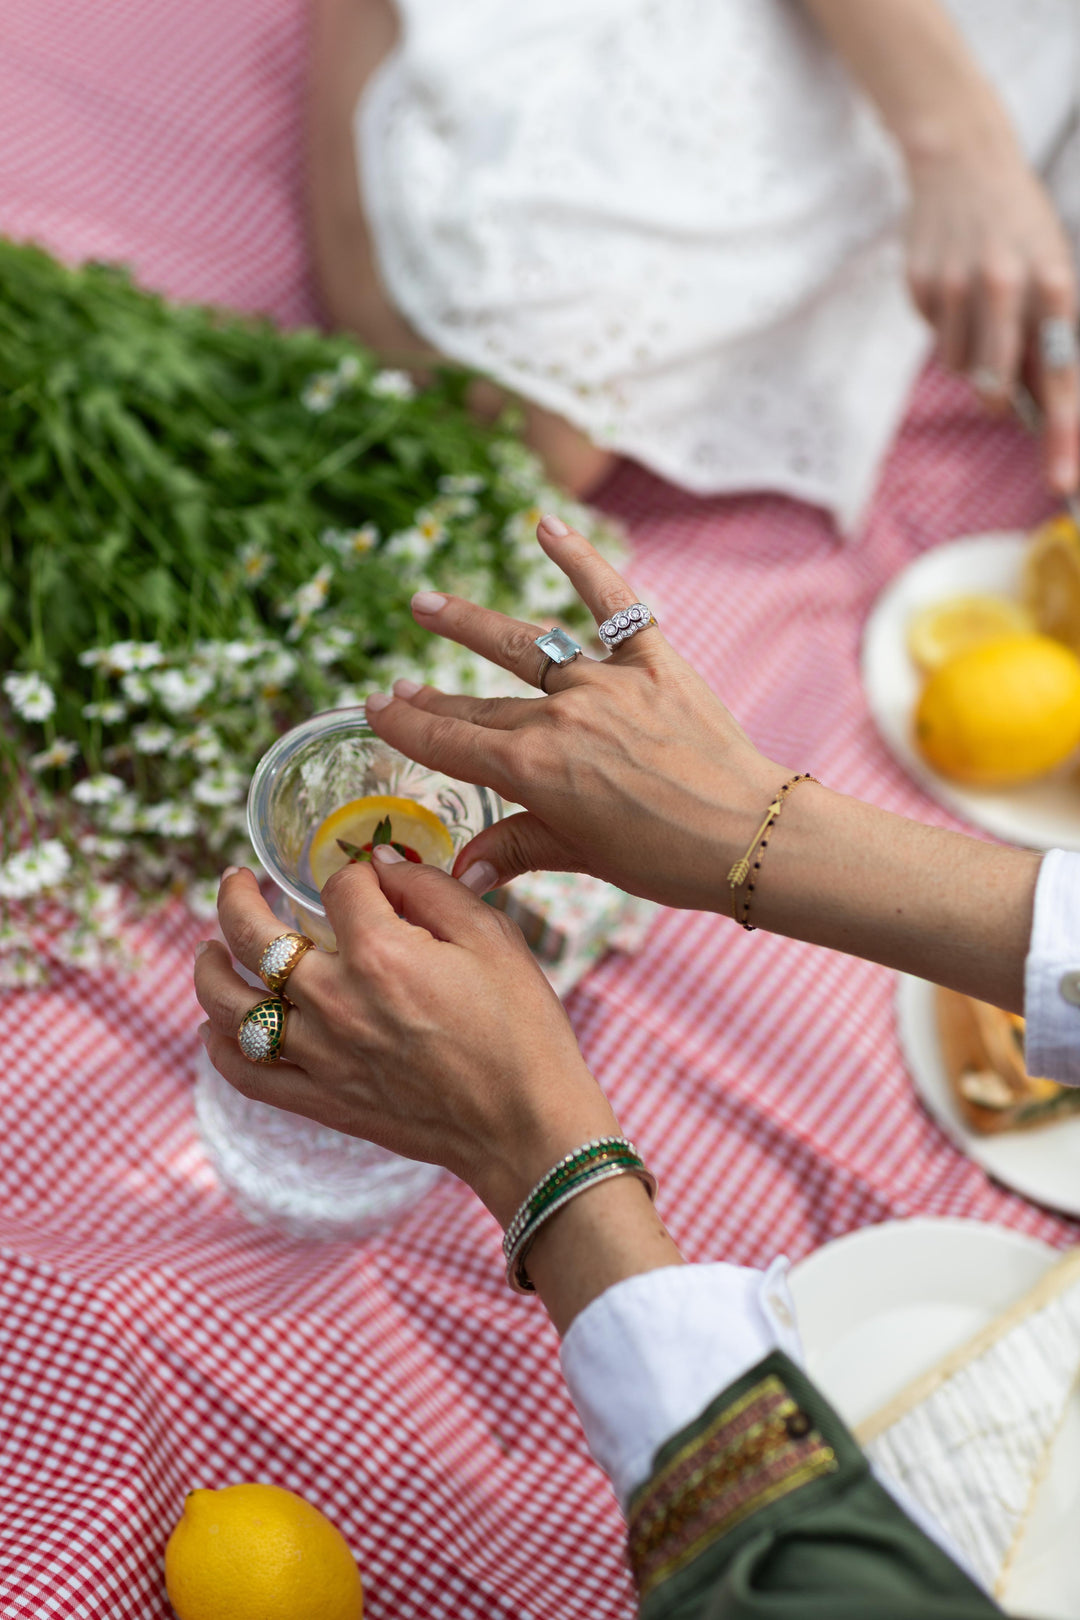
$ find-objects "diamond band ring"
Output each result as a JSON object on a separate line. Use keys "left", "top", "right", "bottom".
{"left": 238, "top": 996, "right": 289, "bottom": 1064}
{"left": 1040, "top": 317, "right": 1079, "bottom": 372}
{"left": 598, "top": 602, "right": 656, "bottom": 651}
{"left": 535, "top": 626, "right": 584, "bottom": 693}
{"left": 258, "top": 931, "right": 316, "bottom": 996}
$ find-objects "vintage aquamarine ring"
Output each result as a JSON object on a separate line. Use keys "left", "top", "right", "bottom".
{"left": 535, "top": 626, "right": 584, "bottom": 693}
{"left": 258, "top": 931, "right": 316, "bottom": 996}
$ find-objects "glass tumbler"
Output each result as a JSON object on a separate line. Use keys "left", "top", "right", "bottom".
{"left": 194, "top": 708, "right": 503, "bottom": 1239}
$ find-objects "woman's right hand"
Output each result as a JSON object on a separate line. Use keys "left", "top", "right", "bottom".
{"left": 365, "top": 517, "right": 793, "bottom": 914}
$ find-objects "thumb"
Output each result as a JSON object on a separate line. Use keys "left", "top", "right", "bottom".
{"left": 451, "top": 811, "right": 575, "bottom": 894}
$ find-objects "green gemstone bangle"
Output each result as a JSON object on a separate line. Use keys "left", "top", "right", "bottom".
{"left": 502, "top": 1136, "right": 639, "bottom": 1258}
{"left": 506, "top": 1158, "right": 658, "bottom": 1295}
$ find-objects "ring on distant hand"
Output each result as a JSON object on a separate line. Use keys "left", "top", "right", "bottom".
{"left": 238, "top": 997, "right": 289, "bottom": 1064}
{"left": 970, "top": 365, "right": 1005, "bottom": 397}
{"left": 535, "top": 627, "right": 584, "bottom": 693}
{"left": 598, "top": 603, "right": 657, "bottom": 651}
{"left": 1040, "top": 317, "right": 1079, "bottom": 372}
{"left": 258, "top": 932, "right": 315, "bottom": 996}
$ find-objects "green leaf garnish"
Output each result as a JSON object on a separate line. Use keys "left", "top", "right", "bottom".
{"left": 371, "top": 816, "right": 394, "bottom": 846}
{"left": 337, "top": 838, "right": 371, "bottom": 864}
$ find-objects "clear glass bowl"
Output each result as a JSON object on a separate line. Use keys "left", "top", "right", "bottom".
{"left": 194, "top": 708, "right": 502, "bottom": 1240}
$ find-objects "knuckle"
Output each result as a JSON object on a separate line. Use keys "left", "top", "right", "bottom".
{"left": 980, "top": 258, "right": 1022, "bottom": 300}
{"left": 1038, "top": 264, "right": 1077, "bottom": 307}
{"left": 497, "top": 624, "right": 539, "bottom": 669}
{"left": 227, "top": 911, "right": 260, "bottom": 964}
{"left": 941, "top": 267, "right": 970, "bottom": 301}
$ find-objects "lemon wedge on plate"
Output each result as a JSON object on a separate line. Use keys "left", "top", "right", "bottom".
{"left": 1025, "top": 512, "right": 1080, "bottom": 655}
{"left": 309, "top": 794, "right": 455, "bottom": 889}
{"left": 906, "top": 594, "right": 1034, "bottom": 674}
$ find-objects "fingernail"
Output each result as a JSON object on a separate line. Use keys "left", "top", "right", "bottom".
{"left": 412, "top": 591, "right": 448, "bottom": 614}
{"left": 366, "top": 692, "right": 392, "bottom": 712}
{"left": 197, "top": 1022, "right": 210, "bottom": 1046}
{"left": 195, "top": 940, "right": 210, "bottom": 958}
{"left": 220, "top": 866, "right": 240, "bottom": 883}
{"left": 373, "top": 843, "right": 406, "bottom": 865}
{"left": 1053, "top": 462, "right": 1077, "bottom": 490}
{"left": 459, "top": 860, "right": 498, "bottom": 894}
{"left": 537, "top": 513, "right": 569, "bottom": 538}
{"left": 393, "top": 678, "right": 423, "bottom": 699}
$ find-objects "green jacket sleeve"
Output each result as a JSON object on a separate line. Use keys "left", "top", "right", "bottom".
{"left": 626, "top": 1350, "right": 1002, "bottom": 1620}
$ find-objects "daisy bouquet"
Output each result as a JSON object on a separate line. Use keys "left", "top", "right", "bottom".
{"left": 0, "top": 240, "right": 619, "bottom": 983}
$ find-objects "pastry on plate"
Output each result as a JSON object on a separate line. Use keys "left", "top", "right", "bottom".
{"left": 935, "top": 986, "right": 1080, "bottom": 1135}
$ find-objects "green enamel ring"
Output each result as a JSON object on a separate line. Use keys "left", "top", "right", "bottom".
{"left": 237, "top": 996, "right": 289, "bottom": 1064}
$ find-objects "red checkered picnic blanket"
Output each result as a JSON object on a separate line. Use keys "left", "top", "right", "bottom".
{"left": 1, "top": 4, "right": 1076, "bottom": 1616}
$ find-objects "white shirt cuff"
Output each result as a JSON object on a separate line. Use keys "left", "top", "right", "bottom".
{"left": 559, "top": 1259, "right": 801, "bottom": 1511}
{"left": 1024, "top": 848, "right": 1080, "bottom": 1086}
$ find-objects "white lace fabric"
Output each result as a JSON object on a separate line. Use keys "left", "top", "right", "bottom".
{"left": 358, "top": 0, "right": 1080, "bottom": 532}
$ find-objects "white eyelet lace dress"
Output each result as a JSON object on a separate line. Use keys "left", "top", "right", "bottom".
{"left": 358, "top": 0, "right": 1080, "bottom": 531}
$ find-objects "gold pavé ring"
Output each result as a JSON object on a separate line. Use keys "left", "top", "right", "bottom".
{"left": 238, "top": 997, "right": 289, "bottom": 1064}
{"left": 258, "top": 932, "right": 316, "bottom": 997}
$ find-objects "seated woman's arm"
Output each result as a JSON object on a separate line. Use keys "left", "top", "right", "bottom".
{"left": 365, "top": 517, "right": 1044, "bottom": 1023}
{"left": 195, "top": 859, "right": 1002, "bottom": 1617}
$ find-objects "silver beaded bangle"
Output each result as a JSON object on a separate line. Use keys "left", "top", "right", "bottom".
{"left": 502, "top": 1135, "right": 639, "bottom": 1259}
{"left": 506, "top": 1161, "right": 658, "bottom": 1294}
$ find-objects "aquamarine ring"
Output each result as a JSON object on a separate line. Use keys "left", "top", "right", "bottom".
{"left": 535, "top": 627, "right": 584, "bottom": 693}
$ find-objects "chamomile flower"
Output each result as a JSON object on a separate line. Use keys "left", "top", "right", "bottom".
{"left": 239, "top": 541, "right": 274, "bottom": 585}
{"left": 258, "top": 647, "right": 299, "bottom": 693}
{"left": 140, "top": 801, "right": 198, "bottom": 838}
{"left": 192, "top": 768, "right": 245, "bottom": 808}
{"left": 370, "top": 368, "right": 416, "bottom": 401}
{"left": 186, "top": 877, "right": 223, "bottom": 922}
{"left": 170, "top": 725, "right": 223, "bottom": 765}
{"left": 309, "top": 625, "right": 356, "bottom": 667}
{"left": 30, "top": 738, "right": 78, "bottom": 771}
{"left": 149, "top": 668, "right": 215, "bottom": 715}
{"left": 438, "top": 473, "right": 485, "bottom": 496}
{"left": 77, "top": 834, "right": 127, "bottom": 861}
{"left": 301, "top": 372, "right": 339, "bottom": 413}
{"left": 79, "top": 641, "right": 163, "bottom": 674}
{"left": 336, "top": 354, "right": 362, "bottom": 384}
{"left": 0, "top": 951, "right": 48, "bottom": 990}
{"left": 415, "top": 508, "right": 448, "bottom": 547}
{"left": 3, "top": 672, "right": 56, "bottom": 722}
{"left": 280, "top": 566, "right": 333, "bottom": 638}
{"left": 0, "top": 839, "right": 72, "bottom": 899}
{"left": 132, "top": 721, "right": 175, "bottom": 755}
{"left": 120, "top": 672, "right": 152, "bottom": 706}
{"left": 83, "top": 701, "right": 128, "bottom": 724}
{"left": 321, "top": 524, "right": 377, "bottom": 564}
{"left": 72, "top": 773, "right": 126, "bottom": 806}
{"left": 385, "top": 527, "right": 432, "bottom": 568}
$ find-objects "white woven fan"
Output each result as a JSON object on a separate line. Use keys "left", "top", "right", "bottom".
{"left": 856, "top": 1249, "right": 1080, "bottom": 1600}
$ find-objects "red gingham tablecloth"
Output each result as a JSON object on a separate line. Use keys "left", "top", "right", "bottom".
{"left": 1, "top": 4, "right": 1077, "bottom": 1615}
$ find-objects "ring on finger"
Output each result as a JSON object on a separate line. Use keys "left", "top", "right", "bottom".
{"left": 598, "top": 603, "right": 657, "bottom": 651}
{"left": 535, "top": 626, "right": 584, "bottom": 693}
{"left": 258, "top": 932, "right": 316, "bottom": 997}
{"left": 238, "top": 997, "right": 289, "bottom": 1064}
{"left": 970, "top": 365, "right": 1005, "bottom": 397}
{"left": 1040, "top": 317, "right": 1079, "bottom": 372}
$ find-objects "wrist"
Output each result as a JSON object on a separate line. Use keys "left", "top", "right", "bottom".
{"left": 470, "top": 1087, "right": 622, "bottom": 1231}
{"left": 897, "top": 94, "right": 1018, "bottom": 172}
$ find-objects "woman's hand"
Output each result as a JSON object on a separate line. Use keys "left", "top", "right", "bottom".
{"left": 904, "top": 133, "right": 1079, "bottom": 493}
{"left": 365, "top": 518, "right": 788, "bottom": 914}
{"left": 194, "top": 854, "right": 619, "bottom": 1229}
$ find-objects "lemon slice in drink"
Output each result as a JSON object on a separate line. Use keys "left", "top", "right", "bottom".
{"left": 907, "top": 594, "right": 1034, "bottom": 675}
{"left": 309, "top": 794, "right": 455, "bottom": 889}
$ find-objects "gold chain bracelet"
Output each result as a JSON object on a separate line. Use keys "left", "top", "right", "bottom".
{"left": 726, "top": 774, "right": 818, "bottom": 932}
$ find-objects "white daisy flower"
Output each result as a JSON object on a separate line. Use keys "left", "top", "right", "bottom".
{"left": 120, "top": 672, "right": 152, "bottom": 706}
{"left": 301, "top": 372, "right": 339, "bottom": 413}
{"left": 82, "top": 701, "right": 128, "bottom": 724}
{"left": 54, "top": 931, "right": 105, "bottom": 972}
{"left": 336, "top": 354, "right": 362, "bottom": 384}
{"left": 170, "top": 725, "right": 223, "bottom": 765}
{"left": 321, "top": 524, "right": 377, "bottom": 563}
{"left": 192, "top": 768, "right": 245, "bottom": 808}
{"left": 0, "top": 951, "right": 48, "bottom": 990}
{"left": 3, "top": 672, "right": 56, "bottom": 722}
{"left": 30, "top": 738, "right": 78, "bottom": 771}
{"left": 186, "top": 877, "right": 222, "bottom": 921}
{"left": 280, "top": 566, "right": 333, "bottom": 639}
{"left": 257, "top": 648, "right": 299, "bottom": 692}
{"left": 72, "top": 773, "right": 126, "bottom": 806}
{"left": 239, "top": 541, "right": 274, "bottom": 585}
{"left": 140, "top": 801, "right": 198, "bottom": 838}
{"left": 102, "top": 793, "right": 140, "bottom": 834}
{"left": 77, "top": 834, "right": 127, "bottom": 861}
{"left": 0, "top": 839, "right": 72, "bottom": 899}
{"left": 415, "top": 509, "right": 448, "bottom": 547}
{"left": 132, "top": 722, "right": 175, "bottom": 755}
{"left": 331, "top": 684, "right": 365, "bottom": 709}
{"left": 438, "top": 473, "right": 485, "bottom": 496}
{"left": 149, "top": 668, "right": 216, "bottom": 715}
{"left": 370, "top": 368, "right": 416, "bottom": 401}
{"left": 79, "top": 641, "right": 163, "bottom": 675}
{"left": 385, "top": 527, "right": 432, "bottom": 567}
{"left": 309, "top": 625, "right": 356, "bottom": 667}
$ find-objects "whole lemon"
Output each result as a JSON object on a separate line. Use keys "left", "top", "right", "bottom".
{"left": 164, "top": 1484, "right": 363, "bottom": 1620}
{"left": 915, "top": 632, "right": 1080, "bottom": 786}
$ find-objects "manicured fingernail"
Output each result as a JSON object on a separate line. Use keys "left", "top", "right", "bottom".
{"left": 412, "top": 591, "right": 448, "bottom": 614}
{"left": 197, "top": 1022, "right": 210, "bottom": 1046}
{"left": 366, "top": 692, "right": 392, "bottom": 712}
{"left": 195, "top": 940, "right": 210, "bottom": 958}
{"left": 459, "top": 860, "right": 497, "bottom": 894}
{"left": 373, "top": 843, "right": 405, "bottom": 864}
{"left": 538, "top": 513, "right": 569, "bottom": 538}
{"left": 220, "top": 866, "right": 240, "bottom": 882}
{"left": 393, "top": 678, "right": 423, "bottom": 699}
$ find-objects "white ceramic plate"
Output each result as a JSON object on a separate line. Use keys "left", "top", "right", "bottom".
{"left": 861, "top": 533, "right": 1080, "bottom": 850}
{"left": 896, "top": 974, "right": 1080, "bottom": 1218}
{"left": 790, "top": 1219, "right": 1080, "bottom": 1618}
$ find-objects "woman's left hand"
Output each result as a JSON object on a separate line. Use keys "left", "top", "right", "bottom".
{"left": 904, "top": 133, "right": 1079, "bottom": 493}
{"left": 194, "top": 854, "right": 619, "bottom": 1230}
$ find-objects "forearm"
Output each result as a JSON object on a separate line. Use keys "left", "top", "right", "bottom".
{"left": 738, "top": 781, "right": 1040, "bottom": 1014}
{"left": 799, "top": 0, "right": 1016, "bottom": 163}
